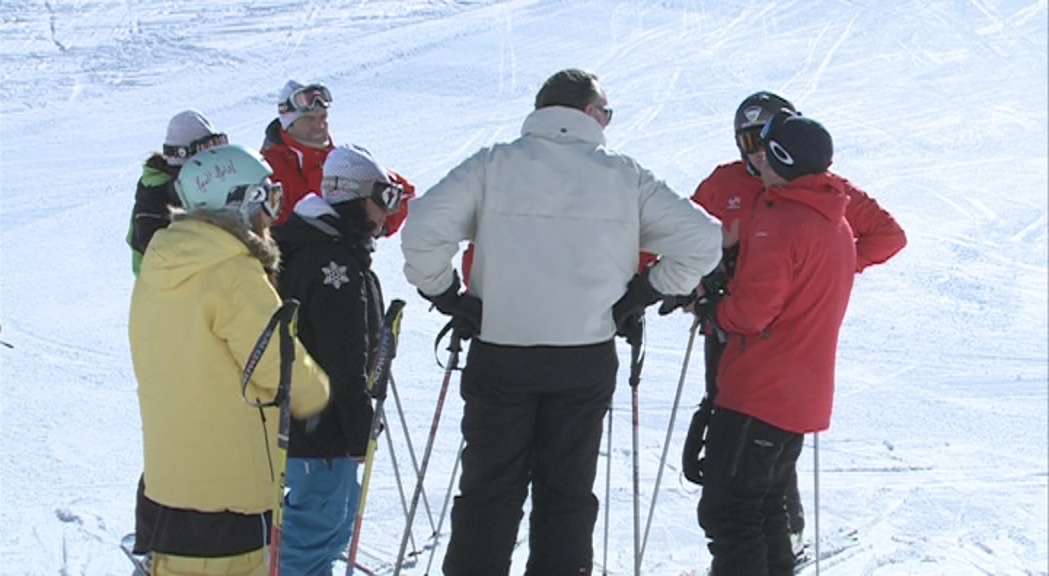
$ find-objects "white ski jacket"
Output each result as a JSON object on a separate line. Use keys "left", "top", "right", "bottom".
{"left": 402, "top": 106, "right": 722, "bottom": 346}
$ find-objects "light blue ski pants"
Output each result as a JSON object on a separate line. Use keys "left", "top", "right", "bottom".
{"left": 279, "top": 457, "right": 360, "bottom": 576}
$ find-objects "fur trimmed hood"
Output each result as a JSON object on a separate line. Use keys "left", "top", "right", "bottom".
{"left": 139, "top": 209, "right": 281, "bottom": 289}
{"left": 172, "top": 209, "right": 280, "bottom": 283}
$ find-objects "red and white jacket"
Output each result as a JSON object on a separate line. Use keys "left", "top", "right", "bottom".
{"left": 714, "top": 173, "right": 856, "bottom": 433}
{"left": 261, "top": 119, "right": 414, "bottom": 233}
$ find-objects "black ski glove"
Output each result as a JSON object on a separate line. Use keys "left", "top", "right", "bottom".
{"left": 657, "top": 268, "right": 730, "bottom": 317}
{"left": 681, "top": 395, "right": 714, "bottom": 485}
{"left": 420, "top": 271, "right": 482, "bottom": 340}
{"left": 612, "top": 270, "right": 662, "bottom": 344}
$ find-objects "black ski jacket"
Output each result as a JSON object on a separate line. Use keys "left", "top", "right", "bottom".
{"left": 277, "top": 203, "right": 383, "bottom": 459}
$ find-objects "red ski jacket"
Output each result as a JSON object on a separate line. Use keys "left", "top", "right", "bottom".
{"left": 693, "top": 161, "right": 906, "bottom": 272}
{"left": 261, "top": 120, "right": 413, "bottom": 234}
{"left": 714, "top": 173, "right": 856, "bottom": 433}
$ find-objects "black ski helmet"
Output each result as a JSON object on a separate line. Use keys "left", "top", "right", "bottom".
{"left": 734, "top": 91, "right": 796, "bottom": 134}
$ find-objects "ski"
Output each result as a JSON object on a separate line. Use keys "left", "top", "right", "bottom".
{"left": 345, "top": 299, "right": 407, "bottom": 575}
{"left": 119, "top": 532, "right": 149, "bottom": 575}
{"left": 793, "top": 527, "right": 861, "bottom": 573}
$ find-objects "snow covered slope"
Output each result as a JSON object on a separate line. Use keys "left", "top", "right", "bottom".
{"left": 1, "top": 0, "right": 1046, "bottom": 574}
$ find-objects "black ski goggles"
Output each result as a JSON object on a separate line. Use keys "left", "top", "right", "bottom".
{"left": 735, "top": 127, "right": 763, "bottom": 155}
{"left": 278, "top": 84, "right": 332, "bottom": 114}
{"left": 163, "top": 132, "right": 229, "bottom": 162}
{"left": 322, "top": 177, "right": 404, "bottom": 213}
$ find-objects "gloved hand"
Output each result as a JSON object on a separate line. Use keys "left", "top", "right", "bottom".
{"left": 612, "top": 270, "right": 662, "bottom": 343}
{"left": 697, "top": 268, "right": 729, "bottom": 305}
{"left": 420, "top": 271, "right": 482, "bottom": 339}
{"left": 681, "top": 395, "right": 714, "bottom": 485}
{"left": 658, "top": 292, "right": 697, "bottom": 315}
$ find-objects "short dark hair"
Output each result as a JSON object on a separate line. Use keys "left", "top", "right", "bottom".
{"left": 535, "top": 69, "right": 601, "bottom": 111}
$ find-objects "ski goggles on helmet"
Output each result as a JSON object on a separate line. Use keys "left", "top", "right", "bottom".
{"left": 278, "top": 84, "right": 333, "bottom": 114}
{"left": 735, "top": 126, "right": 764, "bottom": 155}
{"left": 322, "top": 177, "right": 404, "bottom": 213}
{"left": 230, "top": 181, "right": 284, "bottom": 219}
{"left": 163, "top": 132, "right": 229, "bottom": 162}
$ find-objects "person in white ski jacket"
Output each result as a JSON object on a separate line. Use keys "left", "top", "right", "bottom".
{"left": 401, "top": 68, "right": 722, "bottom": 575}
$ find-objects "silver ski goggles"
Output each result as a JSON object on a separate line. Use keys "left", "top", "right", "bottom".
{"left": 230, "top": 181, "right": 284, "bottom": 219}
{"left": 278, "top": 84, "right": 332, "bottom": 114}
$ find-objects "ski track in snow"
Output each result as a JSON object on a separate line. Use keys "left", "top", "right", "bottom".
{"left": 1, "top": 0, "right": 1047, "bottom": 574}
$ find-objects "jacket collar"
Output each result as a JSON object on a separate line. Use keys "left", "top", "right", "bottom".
{"left": 521, "top": 106, "right": 606, "bottom": 146}
{"left": 279, "top": 127, "right": 333, "bottom": 157}
{"left": 764, "top": 173, "right": 849, "bottom": 222}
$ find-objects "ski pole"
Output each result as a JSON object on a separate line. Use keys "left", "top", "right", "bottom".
{"left": 381, "top": 410, "right": 420, "bottom": 560}
{"left": 423, "top": 436, "right": 465, "bottom": 576}
{"left": 394, "top": 326, "right": 463, "bottom": 575}
{"left": 601, "top": 394, "right": 614, "bottom": 576}
{"left": 346, "top": 300, "right": 406, "bottom": 575}
{"left": 640, "top": 314, "right": 701, "bottom": 563}
{"left": 628, "top": 322, "right": 645, "bottom": 576}
{"left": 239, "top": 298, "right": 300, "bottom": 576}
{"left": 389, "top": 373, "right": 438, "bottom": 536}
{"left": 814, "top": 432, "right": 821, "bottom": 576}
{"left": 0, "top": 322, "right": 13, "bottom": 349}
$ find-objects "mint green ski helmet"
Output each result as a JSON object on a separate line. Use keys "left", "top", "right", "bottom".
{"left": 174, "top": 144, "right": 280, "bottom": 220}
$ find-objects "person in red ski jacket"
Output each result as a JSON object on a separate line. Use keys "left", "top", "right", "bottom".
{"left": 696, "top": 111, "right": 856, "bottom": 576}
{"left": 685, "top": 91, "right": 906, "bottom": 561}
{"left": 261, "top": 80, "right": 414, "bottom": 234}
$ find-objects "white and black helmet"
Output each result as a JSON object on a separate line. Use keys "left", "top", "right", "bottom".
{"left": 733, "top": 91, "right": 796, "bottom": 134}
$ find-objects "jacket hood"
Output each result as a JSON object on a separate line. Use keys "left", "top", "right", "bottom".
{"left": 765, "top": 173, "right": 849, "bottom": 222}
{"left": 279, "top": 195, "right": 374, "bottom": 249}
{"left": 521, "top": 106, "right": 606, "bottom": 147}
{"left": 138, "top": 210, "right": 280, "bottom": 290}
{"left": 262, "top": 118, "right": 284, "bottom": 150}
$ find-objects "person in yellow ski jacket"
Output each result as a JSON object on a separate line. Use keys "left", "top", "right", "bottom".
{"left": 129, "top": 143, "right": 329, "bottom": 576}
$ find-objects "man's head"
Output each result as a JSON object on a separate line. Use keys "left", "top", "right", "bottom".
{"left": 321, "top": 145, "right": 404, "bottom": 237}
{"left": 535, "top": 68, "right": 613, "bottom": 129}
{"left": 278, "top": 80, "right": 332, "bottom": 149}
{"left": 756, "top": 110, "right": 833, "bottom": 187}
{"left": 733, "top": 91, "right": 796, "bottom": 173}
{"left": 162, "top": 110, "right": 228, "bottom": 167}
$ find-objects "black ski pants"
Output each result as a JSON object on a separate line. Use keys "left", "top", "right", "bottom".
{"left": 442, "top": 339, "right": 617, "bottom": 576}
{"left": 705, "top": 331, "right": 805, "bottom": 537}
{"left": 786, "top": 466, "right": 804, "bottom": 534}
{"left": 698, "top": 408, "right": 803, "bottom": 576}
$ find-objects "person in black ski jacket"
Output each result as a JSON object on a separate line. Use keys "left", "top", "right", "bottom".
{"left": 127, "top": 109, "right": 227, "bottom": 560}
{"left": 275, "top": 144, "right": 405, "bottom": 574}
{"left": 127, "top": 110, "right": 228, "bottom": 275}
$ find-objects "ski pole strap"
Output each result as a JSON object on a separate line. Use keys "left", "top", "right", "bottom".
{"left": 433, "top": 318, "right": 464, "bottom": 371}
{"left": 628, "top": 317, "right": 645, "bottom": 389}
{"left": 241, "top": 299, "right": 300, "bottom": 407}
{"left": 276, "top": 302, "right": 297, "bottom": 406}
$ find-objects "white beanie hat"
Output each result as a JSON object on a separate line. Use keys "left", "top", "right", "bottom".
{"left": 278, "top": 80, "right": 305, "bottom": 130}
{"left": 321, "top": 145, "right": 390, "bottom": 205}
{"left": 163, "top": 110, "right": 219, "bottom": 166}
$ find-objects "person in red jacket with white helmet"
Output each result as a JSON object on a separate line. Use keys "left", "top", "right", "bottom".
{"left": 696, "top": 111, "right": 856, "bottom": 576}
{"left": 684, "top": 91, "right": 906, "bottom": 561}
{"left": 261, "top": 80, "right": 415, "bottom": 234}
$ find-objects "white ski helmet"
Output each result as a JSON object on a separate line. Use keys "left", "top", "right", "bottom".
{"left": 174, "top": 144, "right": 282, "bottom": 221}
